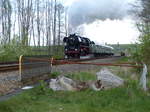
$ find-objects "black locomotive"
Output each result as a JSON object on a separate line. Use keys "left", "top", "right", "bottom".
{"left": 63, "top": 34, "right": 114, "bottom": 58}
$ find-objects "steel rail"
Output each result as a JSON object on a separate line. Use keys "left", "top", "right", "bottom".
{"left": 53, "top": 60, "right": 143, "bottom": 68}
{"left": 0, "top": 56, "right": 141, "bottom": 72}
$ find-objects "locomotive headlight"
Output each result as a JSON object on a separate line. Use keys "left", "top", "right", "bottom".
{"left": 65, "top": 49, "right": 68, "bottom": 51}
{"left": 75, "top": 49, "right": 78, "bottom": 51}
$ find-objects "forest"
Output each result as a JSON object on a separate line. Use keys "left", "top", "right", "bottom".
{"left": 0, "top": 0, "right": 68, "bottom": 61}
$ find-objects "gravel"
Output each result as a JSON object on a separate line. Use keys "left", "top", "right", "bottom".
{"left": 52, "top": 57, "right": 121, "bottom": 74}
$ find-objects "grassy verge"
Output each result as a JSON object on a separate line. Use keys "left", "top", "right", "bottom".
{"left": 0, "top": 69, "right": 150, "bottom": 112}
{"left": 0, "top": 45, "right": 64, "bottom": 62}
{"left": 65, "top": 71, "right": 97, "bottom": 81}
{"left": 0, "top": 81, "right": 150, "bottom": 112}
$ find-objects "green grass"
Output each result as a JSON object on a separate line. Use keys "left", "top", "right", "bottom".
{"left": 0, "top": 81, "right": 150, "bottom": 112}
{"left": 110, "top": 44, "right": 137, "bottom": 53}
{"left": 0, "top": 69, "right": 150, "bottom": 112}
{"left": 50, "top": 72, "right": 61, "bottom": 78}
{"left": 65, "top": 71, "right": 97, "bottom": 81}
{"left": 117, "top": 56, "right": 130, "bottom": 62}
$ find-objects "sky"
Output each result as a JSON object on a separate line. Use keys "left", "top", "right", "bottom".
{"left": 62, "top": 0, "right": 140, "bottom": 44}
{"left": 84, "top": 18, "right": 139, "bottom": 44}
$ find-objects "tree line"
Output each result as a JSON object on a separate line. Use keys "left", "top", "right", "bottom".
{"left": 0, "top": 0, "right": 69, "bottom": 47}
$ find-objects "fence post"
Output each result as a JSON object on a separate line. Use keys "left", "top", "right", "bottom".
{"left": 50, "top": 57, "right": 54, "bottom": 71}
{"left": 139, "top": 64, "right": 148, "bottom": 91}
{"left": 19, "top": 55, "right": 23, "bottom": 81}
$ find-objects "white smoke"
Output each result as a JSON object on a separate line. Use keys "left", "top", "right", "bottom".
{"left": 68, "top": 0, "right": 135, "bottom": 27}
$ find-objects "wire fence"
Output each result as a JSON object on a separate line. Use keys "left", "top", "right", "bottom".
{"left": 19, "top": 55, "right": 52, "bottom": 83}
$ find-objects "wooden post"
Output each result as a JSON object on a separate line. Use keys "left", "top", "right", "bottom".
{"left": 50, "top": 57, "right": 54, "bottom": 73}
{"left": 19, "top": 55, "right": 23, "bottom": 81}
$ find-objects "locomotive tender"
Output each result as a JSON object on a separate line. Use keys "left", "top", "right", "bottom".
{"left": 63, "top": 34, "right": 114, "bottom": 58}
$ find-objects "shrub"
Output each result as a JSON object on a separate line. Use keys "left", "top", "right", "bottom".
{"left": 139, "top": 33, "right": 150, "bottom": 65}
{"left": 50, "top": 72, "right": 60, "bottom": 78}
{"left": 131, "top": 25, "right": 150, "bottom": 72}
{"left": 0, "top": 37, "right": 33, "bottom": 62}
{"left": 33, "top": 80, "right": 48, "bottom": 95}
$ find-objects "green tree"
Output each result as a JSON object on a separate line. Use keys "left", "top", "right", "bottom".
{"left": 132, "top": 0, "right": 150, "bottom": 69}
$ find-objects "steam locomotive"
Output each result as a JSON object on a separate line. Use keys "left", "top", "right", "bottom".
{"left": 63, "top": 34, "right": 114, "bottom": 58}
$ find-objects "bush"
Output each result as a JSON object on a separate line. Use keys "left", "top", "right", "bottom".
{"left": 0, "top": 37, "right": 64, "bottom": 62}
{"left": 131, "top": 25, "right": 150, "bottom": 72}
{"left": 139, "top": 33, "right": 150, "bottom": 65}
{"left": 50, "top": 72, "right": 60, "bottom": 78}
{"left": 33, "top": 80, "right": 49, "bottom": 95}
{"left": 130, "top": 44, "right": 142, "bottom": 63}
{"left": 0, "top": 37, "right": 33, "bottom": 62}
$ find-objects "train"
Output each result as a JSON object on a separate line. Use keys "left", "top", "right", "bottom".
{"left": 63, "top": 34, "right": 114, "bottom": 59}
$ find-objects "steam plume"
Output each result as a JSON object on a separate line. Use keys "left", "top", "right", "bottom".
{"left": 68, "top": 0, "right": 135, "bottom": 27}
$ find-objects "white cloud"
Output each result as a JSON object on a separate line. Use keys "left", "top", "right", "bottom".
{"left": 83, "top": 18, "right": 139, "bottom": 44}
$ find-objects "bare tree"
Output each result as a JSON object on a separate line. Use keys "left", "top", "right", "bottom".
{"left": 45, "top": 0, "right": 53, "bottom": 54}
{"left": 133, "top": 0, "right": 150, "bottom": 33}
{"left": 53, "top": 0, "right": 57, "bottom": 46}
{"left": 64, "top": 7, "right": 69, "bottom": 37}
{"left": 57, "top": 3, "right": 64, "bottom": 45}
{"left": 16, "top": 0, "right": 33, "bottom": 46}
{"left": 0, "top": 0, "right": 66, "bottom": 48}
{"left": 0, "top": 0, "right": 12, "bottom": 44}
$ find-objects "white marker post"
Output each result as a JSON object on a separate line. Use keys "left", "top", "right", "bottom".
{"left": 139, "top": 64, "right": 148, "bottom": 91}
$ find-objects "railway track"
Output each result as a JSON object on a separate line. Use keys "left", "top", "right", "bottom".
{"left": 0, "top": 56, "right": 125, "bottom": 72}
{"left": 0, "top": 64, "right": 19, "bottom": 72}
